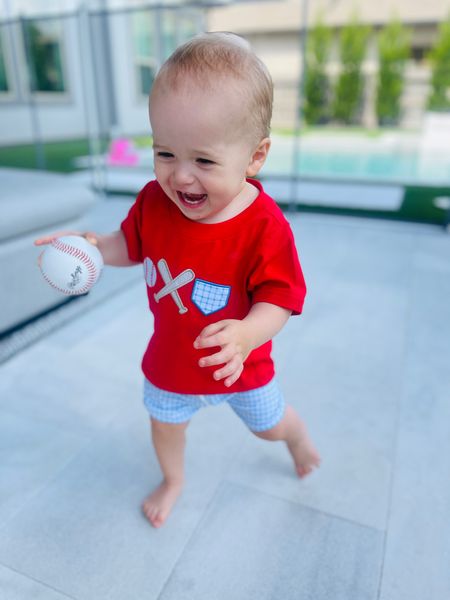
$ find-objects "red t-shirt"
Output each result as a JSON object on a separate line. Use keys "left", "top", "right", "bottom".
{"left": 121, "top": 178, "right": 306, "bottom": 394}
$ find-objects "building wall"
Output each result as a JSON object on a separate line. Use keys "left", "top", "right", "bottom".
{"left": 0, "top": 16, "right": 89, "bottom": 144}
{"left": 0, "top": 1, "right": 445, "bottom": 145}
{"left": 0, "top": 7, "right": 203, "bottom": 146}
{"left": 207, "top": 0, "right": 450, "bottom": 32}
{"left": 207, "top": 4, "right": 444, "bottom": 130}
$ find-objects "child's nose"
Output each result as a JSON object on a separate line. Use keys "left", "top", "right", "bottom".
{"left": 172, "top": 164, "right": 195, "bottom": 187}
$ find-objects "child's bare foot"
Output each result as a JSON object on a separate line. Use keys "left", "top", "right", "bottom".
{"left": 287, "top": 421, "right": 321, "bottom": 478}
{"left": 141, "top": 479, "right": 183, "bottom": 528}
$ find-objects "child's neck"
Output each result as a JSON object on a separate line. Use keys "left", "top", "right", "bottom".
{"left": 201, "top": 181, "right": 259, "bottom": 224}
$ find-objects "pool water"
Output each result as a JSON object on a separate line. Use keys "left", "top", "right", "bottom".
{"left": 264, "top": 139, "right": 450, "bottom": 185}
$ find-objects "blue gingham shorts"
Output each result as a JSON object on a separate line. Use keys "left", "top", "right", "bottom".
{"left": 143, "top": 377, "right": 285, "bottom": 432}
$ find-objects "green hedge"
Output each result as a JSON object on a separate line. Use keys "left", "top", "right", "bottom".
{"left": 332, "top": 17, "right": 371, "bottom": 124}
{"left": 376, "top": 20, "right": 410, "bottom": 126}
{"left": 427, "top": 15, "right": 450, "bottom": 111}
{"left": 304, "top": 17, "right": 332, "bottom": 125}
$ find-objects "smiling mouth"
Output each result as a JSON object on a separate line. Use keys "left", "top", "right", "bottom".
{"left": 177, "top": 191, "right": 207, "bottom": 206}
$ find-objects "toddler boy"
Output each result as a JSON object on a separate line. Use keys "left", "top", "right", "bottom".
{"left": 36, "top": 32, "right": 320, "bottom": 528}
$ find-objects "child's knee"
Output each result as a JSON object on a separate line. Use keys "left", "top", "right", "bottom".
{"left": 250, "top": 404, "right": 290, "bottom": 441}
{"left": 252, "top": 423, "right": 282, "bottom": 441}
{"left": 151, "top": 417, "right": 189, "bottom": 434}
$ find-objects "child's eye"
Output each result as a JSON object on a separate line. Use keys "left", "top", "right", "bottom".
{"left": 196, "top": 158, "right": 215, "bottom": 165}
{"left": 157, "top": 152, "right": 174, "bottom": 159}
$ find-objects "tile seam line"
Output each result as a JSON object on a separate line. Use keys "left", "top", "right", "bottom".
{"left": 155, "top": 479, "right": 227, "bottom": 600}
{"left": 376, "top": 231, "right": 417, "bottom": 600}
{"left": 0, "top": 560, "right": 78, "bottom": 600}
{"left": 226, "top": 478, "right": 385, "bottom": 535}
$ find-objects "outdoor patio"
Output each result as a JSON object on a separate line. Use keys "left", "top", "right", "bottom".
{"left": 0, "top": 195, "right": 449, "bottom": 599}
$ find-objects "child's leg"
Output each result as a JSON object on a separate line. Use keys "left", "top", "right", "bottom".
{"left": 142, "top": 418, "right": 189, "bottom": 528}
{"left": 253, "top": 404, "right": 321, "bottom": 478}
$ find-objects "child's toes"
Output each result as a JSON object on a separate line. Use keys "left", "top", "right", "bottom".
{"left": 152, "top": 513, "right": 164, "bottom": 528}
{"left": 142, "top": 502, "right": 154, "bottom": 521}
{"left": 296, "top": 465, "right": 312, "bottom": 478}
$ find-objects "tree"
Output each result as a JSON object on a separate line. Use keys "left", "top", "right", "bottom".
{"left": 376, "top": 19, "right": 411, "bottom": 126}
{"left": 332, "top": 16, "right": 371, "bottom": 124}
{"left": 303, "top": 16, "right": 332, "bottom": 125}
{"left": 427, "top": 15, "right": 450, "bottom": 111}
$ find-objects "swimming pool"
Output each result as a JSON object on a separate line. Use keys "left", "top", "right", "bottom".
{"left": 264, "top": 136, "right": 450, "bottom": 185}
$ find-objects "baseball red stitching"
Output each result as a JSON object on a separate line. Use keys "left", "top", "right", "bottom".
{"left": 41, "top": 239, "right": 100, "bottom": 295}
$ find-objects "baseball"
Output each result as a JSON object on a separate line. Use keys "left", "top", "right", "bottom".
{"left": 39, "top": 235, "right": 104, "bottom": 296}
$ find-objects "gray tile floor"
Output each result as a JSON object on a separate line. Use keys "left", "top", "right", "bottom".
{"left": 1, "top": 201, "right": 450, "bottom": 600}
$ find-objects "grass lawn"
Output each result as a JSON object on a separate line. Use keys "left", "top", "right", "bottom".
{"left": 0, "top": 139, "right": 90, "bottom": 172}
{"left": 0, "top": 136, "right": 154, "bottom": 172}
{"left": 0, "top": 138, "right": 110, "bottom": 172}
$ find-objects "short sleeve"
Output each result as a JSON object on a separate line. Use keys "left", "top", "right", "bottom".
{"left": 120, "top": 187, "right": 147, "bottom": 263}
{"left": 247, "top": 228, "right": 307, "bottom": 315}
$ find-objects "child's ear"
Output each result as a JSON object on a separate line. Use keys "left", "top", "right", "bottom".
{"left": 246, "top": 137, "right": 271, "bottom": 177}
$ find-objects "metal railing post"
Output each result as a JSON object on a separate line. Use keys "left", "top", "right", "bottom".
{"left": 290, "top": 0, "right": 309, "bottom": 212}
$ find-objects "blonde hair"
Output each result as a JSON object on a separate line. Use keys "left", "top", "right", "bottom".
{"left": 151, "top": 32, "right": 273, "bottom": 144}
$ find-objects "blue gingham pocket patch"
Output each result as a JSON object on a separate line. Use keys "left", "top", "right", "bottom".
{"left": 191, "top": 279, "right": 231, "bottom": 315}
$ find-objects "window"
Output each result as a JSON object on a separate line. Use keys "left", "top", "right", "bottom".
{"left": 132, "top": 11, "right": 158, "bottom": 96}
{"left": 0, "top": 32, "right": 9, "bottom": 93}
{"left": 179, "top": 13, "right": 198, "bottom": 44}
{"left": 23, "top": 19, "right": 66, "bottom": 93}
{"left": 161, "top": 11, "right": 177, "bottom": 61}
{"left": 132, "top": 9, "right": 201, "bottom": 97}
{"left": 411, "top": 46, "right": 429, "bottom": 64}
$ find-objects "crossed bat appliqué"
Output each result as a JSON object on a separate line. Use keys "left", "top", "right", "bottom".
{"left": 143, "top": 257, "right": 231, "bottom": 316}
{"left": 151, "top": 258, "right": 194, "bottom": 314}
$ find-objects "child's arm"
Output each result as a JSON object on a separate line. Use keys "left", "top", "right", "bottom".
{"left": 34, "top": 230, "right": 136, "bottom": 267}
{"left": 194, "top": 302, "right": 291, "bottom": 388}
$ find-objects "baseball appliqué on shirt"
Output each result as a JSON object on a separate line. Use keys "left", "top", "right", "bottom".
{"left": 153, "top": 258, "right": 195, "bottom": 315}
{"left": 143, "top": 257, "right": 231, "bottom": 316}
{"left": 143, "top": 257, "right": 157, "bottom": 287}
{"left": 191, "top": 279, "right": 231, "bottom": 315}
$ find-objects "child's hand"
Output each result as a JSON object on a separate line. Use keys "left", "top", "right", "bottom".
{"left": 194, "top": 304, "right": 291, "bottom": 388}
{"left": 34, "top": 232, "right": 99, "bottom": 267}
{"left": 194, "top": 319, "right": 253, "bottom": 388}
{"left": 34, "top": 231, "right": 97, "bottom": 246}
{"left": 34, "top": 231, "right": 78, "bottom": 268}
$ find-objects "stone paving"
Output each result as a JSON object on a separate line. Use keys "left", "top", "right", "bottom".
{"left": 1, "top": 200, "right": 449, "bottom": 599}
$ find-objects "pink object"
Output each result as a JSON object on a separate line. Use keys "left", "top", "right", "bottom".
{"left": 107, "top": 138, "right": 139, "bottom": 166}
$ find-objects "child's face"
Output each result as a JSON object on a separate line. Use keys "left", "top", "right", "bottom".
{"left": 149, "top": 81, "right": 270, "bottom": 224}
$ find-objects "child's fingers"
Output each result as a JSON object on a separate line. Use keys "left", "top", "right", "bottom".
{"left": 223, "top": 362, "right": 244, "bottom": 387}
{"left": 34, "top": 230, "right": 82, "bottom": 246}
{"left": 224, "top": 372, "right": 242, "bottom": 388}
{"left": 212, "top": 357, "right": 240, "bottom": 382}
{"left": 198, "top": 346, "right": 233, "bottom": 368}
{"left": 195, "top": 320, "right": 228, "bottom": 345}
{"left": 194, "top": 330, "right": 228, "bottom": 350}
{"left": 34, "top": 236, "right": 56, "bottom": 246}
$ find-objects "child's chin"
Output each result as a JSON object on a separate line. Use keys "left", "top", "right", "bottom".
{"left": 178, "top": 196, "right": 208, "bottom": 211}
{"left": 178, "top": 200, "right": 209, "bottom": 218}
